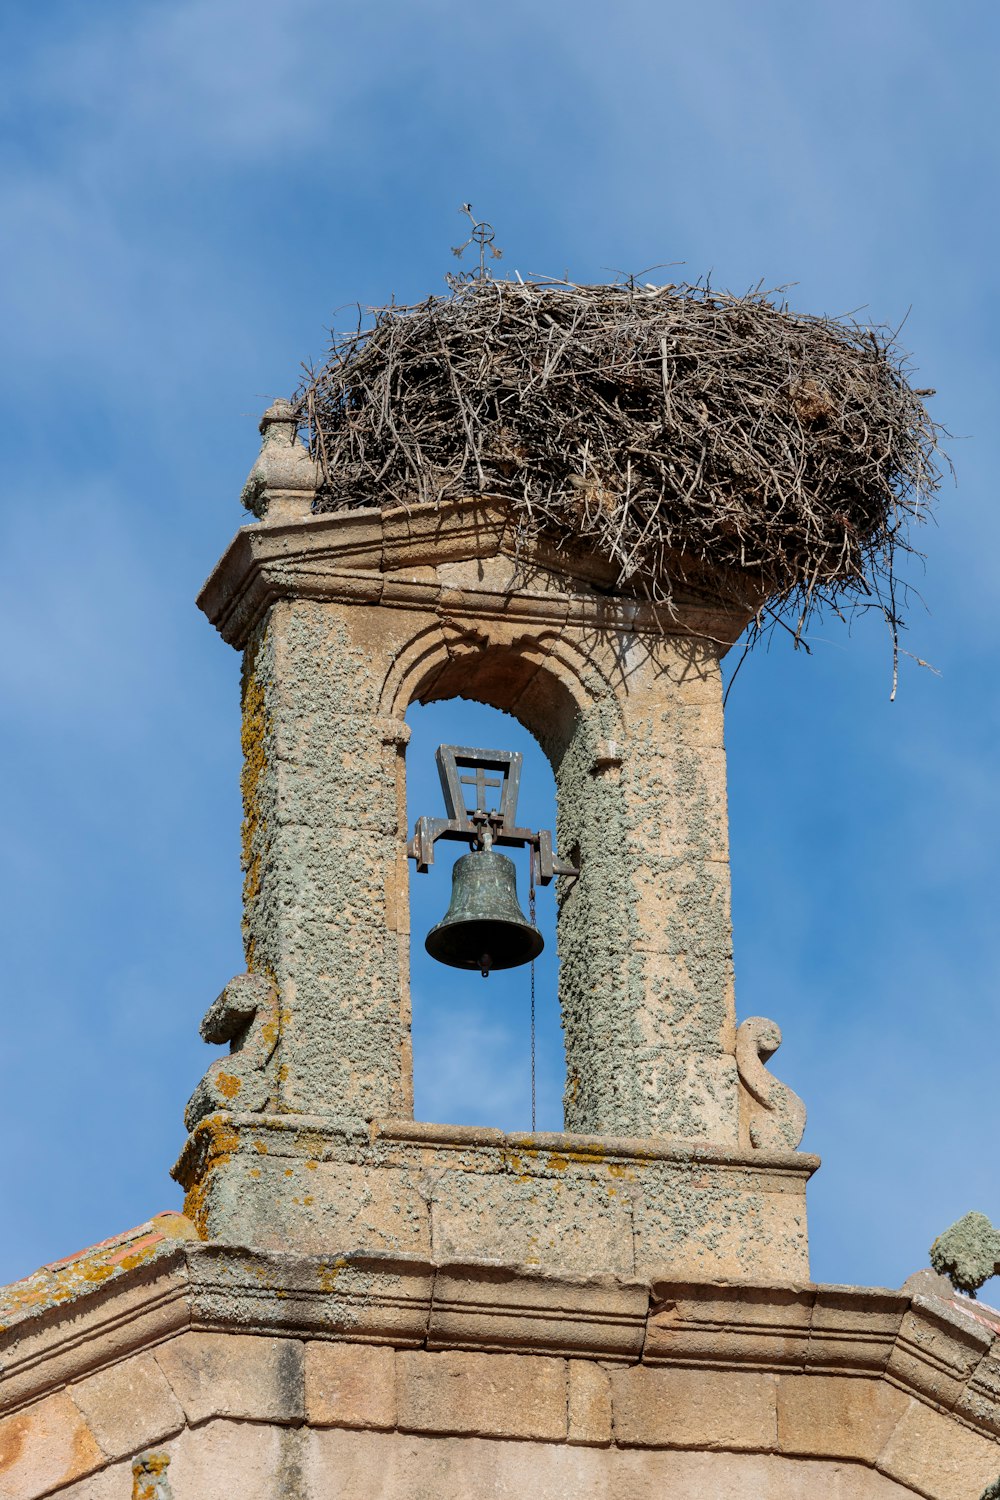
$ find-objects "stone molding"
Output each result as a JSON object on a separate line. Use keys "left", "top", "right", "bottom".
{"left": 1, "top": 1239, "right": 998, "bottom": 1433}
{"left": 196, "top": 498, "right": 756, "bottom": 652}
{"left": 3, "top": 1241, "right": 1000, "bottom": 1497}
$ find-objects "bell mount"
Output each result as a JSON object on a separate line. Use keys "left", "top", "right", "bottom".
{"left": 408, "top": 745, "right": 578, "bottom": 885}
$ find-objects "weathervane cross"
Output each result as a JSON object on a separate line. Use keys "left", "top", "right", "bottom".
{"left": 452, "top": 203, "right": 503, "bottom": 278}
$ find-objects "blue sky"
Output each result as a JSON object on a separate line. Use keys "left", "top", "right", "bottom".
{"left": 2, "top": 0, "right": 999, "bottom": 1292}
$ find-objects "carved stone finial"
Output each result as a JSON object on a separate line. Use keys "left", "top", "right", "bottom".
{"left": 240, "top": 399, "right": 321, "bottom": 522}
{"left": 736, "top": 1017, "right": 806, "bottom": 1151}
{"left": 930, "top": 1211, "right": 1000, "bottom": 1296}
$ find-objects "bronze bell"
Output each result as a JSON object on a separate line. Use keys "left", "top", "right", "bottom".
{"left": 425, "top": 850, "right": 543, "bottom": 977}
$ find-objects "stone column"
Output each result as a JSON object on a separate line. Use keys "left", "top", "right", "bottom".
{"left": 240, "top": 599, "right": 412, "bottom": 1120}
{"left": 552, "top": 634, "right": 737, "bottom": 1144}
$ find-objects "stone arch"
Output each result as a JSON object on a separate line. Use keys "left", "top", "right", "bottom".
{"left": 380, "top": 615, "right": 631, "bottom": 1133}
{"left": 377, "top": 617, "right": 624, "bottom": 767}
{"left": 199, "top": 500, "right": 742, "bottom": 1143}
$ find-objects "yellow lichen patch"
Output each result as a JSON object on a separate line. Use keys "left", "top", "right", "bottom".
{"left": 0, "top": 1213, "right": 201, "bottom": 1327}
{"left": 502, "top": 1146, "right": 539, "bottom": 1178}
{"left": 249, "top": 1167, "right": 261, "bottom": 1179}
{"left": 316, "top": 1256, "right": 348, "bottom": 1292}
{"left": 215, "top": 1071, "right": 242, "bottom": 1101}
{"left": 305, "top": 1160, "right": 318, "bottom": 1171}
{"left": 253, "top": 1140, "right": 268, "bottom": 1154}
{"left": 182, "top": 1120, "right": 240, "bottom": 1233}
{"left": 182, "top": 1178, "right": 211, "bottom": 1233}
{"left": 133, "top": 1452, "right": 170, "bottom": 1500}
{"left": 547, "top": 1147, "right": 609, "bottom": 1171}
{"left": 297, "top": 1129, "right": 327, "bottom": 1159}
{"left": 207, "top": 1120, "right": 241, "bottom": 1163}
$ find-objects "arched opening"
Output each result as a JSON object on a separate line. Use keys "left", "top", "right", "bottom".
{"left": 405, "top": 696, "right": 565, "bottom": 1132}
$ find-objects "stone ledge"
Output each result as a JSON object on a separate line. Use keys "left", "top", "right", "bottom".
{"left": 173, "top": 1112, "right": 817, "bottom": 1285}
{"left": 2, "top": 1242, "right": 1000, "bottom": 1467}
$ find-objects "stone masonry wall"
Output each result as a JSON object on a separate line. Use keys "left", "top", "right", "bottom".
{"left": 16, "top": 1333, "right": 999, "bottom": 1500}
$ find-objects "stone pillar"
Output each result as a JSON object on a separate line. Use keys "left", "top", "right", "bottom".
{"left": 552, "top": 636, "right": 736, "bottom": 1142}
{"left": 239, "top": 601, "right": 412, "bottom": 1119}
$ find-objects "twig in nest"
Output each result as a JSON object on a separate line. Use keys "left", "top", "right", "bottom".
{"left": 293, "top": 274, "right": 943, "bottom": 653}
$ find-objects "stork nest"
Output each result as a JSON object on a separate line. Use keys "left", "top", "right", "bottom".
{"left": 296, "top": 276, "right": 941, "bottom": 644}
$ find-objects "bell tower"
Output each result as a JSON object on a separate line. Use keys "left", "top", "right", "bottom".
{"left": 8, "top": 287, "right": 998, "bottom": 1500}
{"left": 175, "top": 400, "right": 814, "bottom": 1283}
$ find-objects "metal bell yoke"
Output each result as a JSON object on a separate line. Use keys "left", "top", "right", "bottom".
{"left": 408, "top": 745, "right": 577, "bottom": 978}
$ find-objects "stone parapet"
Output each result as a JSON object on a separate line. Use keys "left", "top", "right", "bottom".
{"left": 172, "top": 1113, "right": 817, "bottom": 1284}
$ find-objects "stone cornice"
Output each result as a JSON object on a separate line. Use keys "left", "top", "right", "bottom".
{"left": 197, "top": 498, "right": 761, "bottom": 651}
{"left": 3, "top": 1239, "right": 1000, "bottom": 1453}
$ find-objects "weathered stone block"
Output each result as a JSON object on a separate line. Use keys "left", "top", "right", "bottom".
{"left": 959, "top": 1344, "right": 1000, "bottom": 1437}
{"left": 159, "top": 1419, "right": 290, "bottom": 1500}
{"left": 0, "top": 1390, "right": 104, "bottom": 1500}
{"left": 807, "top": 1287, "right": 905, "bottom": 1371}
{"left": 611, "top": 1365, "right": 777, "bottom": 1451}
{"left": 427, "top": 1264, "right": 647, "bottom": 1359}
{"left": 632, "top": 1163, "right": 811, "bottom": 1283}
{"left": 427, "top": 1169, "right": 634, "bottom": 1279}
{"left": 567, "top": 1359, "right": 612, "bottom": 1446}
{"left": 187, "top": 1245, "right": 433, "bottom": 1347}
{"left": 396, "top": 1350, "right": 567, "bottom": 1441}
{"left": 154, "top": 1332, "right": 303, "bottom": 1426}
{"left": 644, "top": 1282, "right": 813, "bottom": 1366}
{"left": 877, "top": 1395, "right": 1000, "bottom": 1498}
{"left": 305, "top": 1342, "right": 396, "bottom": 1431}
{"left": 888, "top": 1299, "right": 992, "bottom": 1408}
{"left": 70, "top": 1352, "right": 184, "bottom": 1460}
{"left": 187, "top": 1145, "right": 431, "bottom": 1261}
{"left": 776, "top": 1373, "right": 907, "bottom": 1462}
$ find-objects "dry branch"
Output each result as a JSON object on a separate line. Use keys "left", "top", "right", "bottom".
{"left": 293, "top": 275, "right": 942, "bottom": 645}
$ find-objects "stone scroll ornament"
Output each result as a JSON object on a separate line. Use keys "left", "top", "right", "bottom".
{"left": 735, "top": 1017, "right": 807, "bottom": 1151}
{"left": 184, "top": 973, "right": 279, "bottom": 1130}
